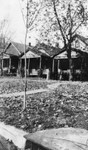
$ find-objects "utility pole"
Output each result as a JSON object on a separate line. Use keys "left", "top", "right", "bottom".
{"left": 23, "top": 0, "right": 29, "bottom": 111}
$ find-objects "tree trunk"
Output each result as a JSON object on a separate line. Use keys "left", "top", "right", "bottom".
{"left": 67, "top": 43, "right": 73, "bottom": 81}
{"left": 68, "top": 58, "right": 73, "bottom": 81}
{"left": 80, "top": 57, "right": 83, "bottom": 81}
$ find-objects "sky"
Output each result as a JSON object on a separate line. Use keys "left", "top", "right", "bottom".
{"left": 0, "top": 0, "right": 37, "bottom": 45}
{"left": 0, "top": 0, "right": 88, "bottom": 46}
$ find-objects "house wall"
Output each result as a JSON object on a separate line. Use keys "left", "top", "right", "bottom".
{"left": 29, "top": 58, "right": 40, "bottom": 76}
{"left": 20, "top": 56, "right": 52, "bottom": 78}
{"left": 11, "top": 56, "right": 19, "bottom": 69}
{"left": 51, "top": 59, "right": 58, "bottom": 80}
{"left": 41, "top": 56, "right": 52, "bottom": 69}
{"left": 55, "top": 55, "right": 88, "bottom": 81}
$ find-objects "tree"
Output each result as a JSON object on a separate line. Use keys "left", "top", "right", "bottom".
{"left": 38, "top": 0, "right": 88, "bottom": 80}
{"left": 20, "top": 0, "right": 43, "bottom": 39}
{"left": 0, "top": 18, "right": 14, "bottom": 45}
{"left": 20, "top": 0, "right": 43, "bottom": 111}
{"left": 0, "top": 18, "right": 14, "bottom": 75}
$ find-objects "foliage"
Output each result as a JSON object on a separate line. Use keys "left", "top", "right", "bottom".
{"left": 38, "top": 0, "right": 88, "bottom": 47}
{"left": 20, "top": 0, "right": 88, "bottom": 80}
{"left": 0, "top": 78, "right": 50, "bottom": 94}
{"left": 20, "top": 0, "right": 43, "bottom": 36}
{"left": 0, "top": 80, "right": 88, "bottom": 133}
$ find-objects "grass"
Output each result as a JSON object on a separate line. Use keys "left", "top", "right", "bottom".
{"left": 0, "top": 77, "right": 88, "bottom": 132}
{"left": 0, "top": 77, "right": 56, "bottom": 94}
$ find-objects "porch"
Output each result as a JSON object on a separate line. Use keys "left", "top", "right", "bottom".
{"left": 54, "top": 50, "right": 88, "bottom": 81}
{"left": 21, "top": 51, "right": 52, "bottom": 79}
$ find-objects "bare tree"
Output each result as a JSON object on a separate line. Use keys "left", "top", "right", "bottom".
{"left": 38, "top": 0, "right": 88, "bottom": 80}
{"left": 0, "top": 18, "right": 14, "bottom": 45}
{"left": 20, "top": 0, "right": 43, "bottom": 111}
{"left": 20, "top": 0, "right": 43, "bottom": 35}
{"left": 0, "top": 18, "right": 14, "bottom": 75}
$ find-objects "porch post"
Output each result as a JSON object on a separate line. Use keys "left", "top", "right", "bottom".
{"left": 20, "top": 59, "right": 22, "bottom": 68}
{"left": 28, "top": 58, "right": 30, "bottom": 76}
{"left": 39, "top": 56, "right": 42, "bottom": 69}
{"left": 52, "top": 59, "right": 54, "bottom": 72}
{"left": 9, "top": 57, "right": 11, "bottom": 73}
{"left": 39, "top": 56, "right": 42, "bottom": 77}
{"left": 58, "top": 60, "right": 60, "bottom": 69}
{"left": 2, "top": 59, "right": 3, "bottom": 75}
{"left": 20, "top": 59, "right": 22, "bottom": 77}
{"left": 58, "top": 59, "right": 61, "bottom": 80}
{"left": 17, "top": 58, "right": 21, "bottom": 76}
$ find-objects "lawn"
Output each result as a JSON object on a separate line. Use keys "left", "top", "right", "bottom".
{"left": 0, "top": 77, "right": 55, "bottom": 94}
{"left": 0, "top": 77, "right": 88, "bottom": 133}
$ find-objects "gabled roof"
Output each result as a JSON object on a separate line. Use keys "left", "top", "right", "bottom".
{"left": 5, "top": 42, "right": 29, "bottom": 57}
{"left": 72, "top": 34, "right": 88, "bottom": 54}
{"left": 54, "top": 48, "right": 88, "bottom": 59}
{"left": 32, "top": 43, "right": 61, "bottom": 57}
{"left": 54, "top": 34, "right": 88, "bottom": 59}
{"left": 0, "top": 48, "right": 4, "bottom": 55}
{"left": 75, "top": 34, "right": 88, "bottom": 46}
{"left": 54, "top": 50, "right": 80, "bottom": 59}
{"left": 21, "top": 50, "right": 40, "bottom": 59}
{"left": 2, "top": 53, "right": 10, "bottom": 59}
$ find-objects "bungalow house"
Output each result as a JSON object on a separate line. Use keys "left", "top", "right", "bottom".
{"left": 21, "top": 43, "right": 60, "bottom": 79}
{"left": 1, "top": 41, "right": 28, "bottom": 76}
{"left": 54, "top": 35, "right": 88, "bottom": 81}
{"left": 0, "top": 40, "right": 60, "bottom": 78}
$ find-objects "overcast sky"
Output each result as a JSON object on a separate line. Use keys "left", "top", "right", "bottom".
{"left": 0, "top": 0, "right": 37, "bottom": 45}
{"left": 0, "top": 0, "right": 88, "bottom": 46}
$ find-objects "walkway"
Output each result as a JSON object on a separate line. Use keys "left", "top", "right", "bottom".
{"left": 0, "top": 82, "right": 61, "bottom": 98}
{"left": 0, "top": 83, "right": 60, "bottom": 149}
{"left": 0, "top": 88, "right": 49, "bottom": 98}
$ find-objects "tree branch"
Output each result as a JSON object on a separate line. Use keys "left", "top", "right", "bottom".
{"left": 52, "top": 0, "right": 67, "bottom": 47}
{"left": 28, "top": 3, "right": 42, "bottom": 29}
{"left": 72, "top": 19, "right": 84, "bottom": 35}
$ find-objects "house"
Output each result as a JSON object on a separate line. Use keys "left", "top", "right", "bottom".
{"left": 1, "top": 41, "right": 28, "bottom": 76}
{"left": 21, "top": 43, "right": 60, "bottom": 79}
{"left": 0, "top": 40, "right": 60, "bottom": 78}
{"left": 54, "top": 35, "right": 88, "bottom": 81}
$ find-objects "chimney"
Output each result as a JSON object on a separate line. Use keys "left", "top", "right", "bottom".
{"left": 29, "top": 42, "right": 31, "bottom": 47}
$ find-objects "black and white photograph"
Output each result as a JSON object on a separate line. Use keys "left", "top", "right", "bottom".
{"left": 0, "top": 0, "right": 88, "bottom": 149}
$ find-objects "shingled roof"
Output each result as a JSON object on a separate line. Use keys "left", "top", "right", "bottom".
{"left": 0, "top": 48, "right": 4, "bottom": 55}
{"left": 53, "top": 34, "right": 88, "bottom": 59}
{"left": 5, "top": 42, "right": 29, "bottom": 56}
{"left": 30, "top": 43, "right": 61, "bottom": 57}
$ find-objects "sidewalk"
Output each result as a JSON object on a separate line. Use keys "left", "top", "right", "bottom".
{"left": 0, "top": 88, "right": 49, "bottom": 98}
{"left": 0, "top": 83, "right": 60, "bottom": 149}
{"left": 0, "top": 82, "right": 61, "bottom": 98}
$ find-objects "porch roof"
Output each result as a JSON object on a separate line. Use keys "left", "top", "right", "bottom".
{"left": 3, "top": 54, "right": 10, "bottom": 59}
{"left": 54, "top": 50, "right": 80, "bottom": 59}
{"left": 21, "top": 50, "right": 40, "bottom": 59}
